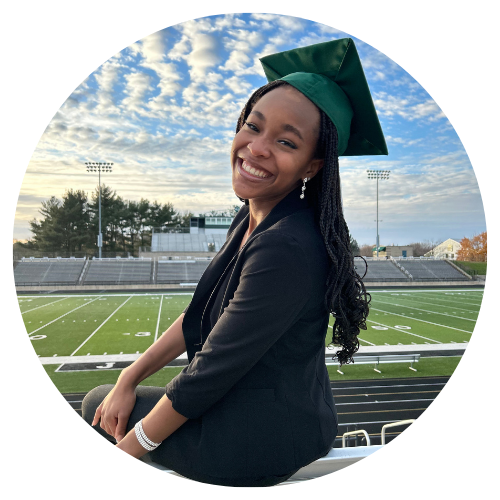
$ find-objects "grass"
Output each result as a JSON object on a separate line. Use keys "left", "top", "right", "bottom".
{"left": 19, "top": 288, "right": 482, "bottom": 393}
{"left": 456, "top": 261, "right": 487, "bottom": 275}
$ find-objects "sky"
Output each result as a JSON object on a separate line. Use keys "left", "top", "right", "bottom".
{"left": 14, "top": 12, "right": 486, "bottom": 247}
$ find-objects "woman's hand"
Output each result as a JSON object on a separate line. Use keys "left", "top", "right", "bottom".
{"left": 92, "top": 384, "right": 136, "bottom": 442}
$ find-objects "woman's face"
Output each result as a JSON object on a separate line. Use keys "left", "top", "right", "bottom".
{"left": 231, "top": 85, "right": 323, "bottom": 204}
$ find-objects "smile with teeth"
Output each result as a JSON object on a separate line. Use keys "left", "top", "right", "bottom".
{"left": 240, "top": 159, "right": 272, "bottom": 178}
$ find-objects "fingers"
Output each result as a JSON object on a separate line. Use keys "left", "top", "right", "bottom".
{"left": 92, "top": 403, "right": 103, "bottom": 426}
{"left": 107, "top": 417, "right": 118, "bottom": 439}
{"left": 115, "top": 422, "right": 125, "bottom": 442}
{"left": 93, "top": 403, "right": 113, "bottom": 437}
{"left": 115, "top": 416, "right": 128, "bottom": 443}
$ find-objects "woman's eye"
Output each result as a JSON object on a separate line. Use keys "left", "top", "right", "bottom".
{"left": 245, "top": 122, "right": 259, "bottom": 132}
{"left": 244, "top": 122, "right": 296, "bottom": 149}
{"left": 279, "top": 139, "right": 297, "bottom": 150}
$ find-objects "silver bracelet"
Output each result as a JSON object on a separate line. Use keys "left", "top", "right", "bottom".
{"left": 134, "top": 419, "right": 162, "bottom": 451}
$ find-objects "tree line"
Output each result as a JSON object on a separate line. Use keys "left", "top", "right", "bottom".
{"left": 16, "top": 185, "right": 486, "bottom": 262}
{"left": 17, "top": 185, "right": 238, "bottom": 257}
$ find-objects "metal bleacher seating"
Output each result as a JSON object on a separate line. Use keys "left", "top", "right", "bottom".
{"left": 14, "top": 257, "right": 86, "bottom": 285}
{"left": 83, "top": 258, "right": 152, "bottom": 285}
{"left": 15, "top": 254, "right": 468, "bottom": 287}
{"left": 356, "top": 259, "right": 409, "bottom": 282}
{"left": 156, "top": 259, "right": 211, "bottom": 284}
{"left": 396, "top": 259, "right": 466, "bottom": 281}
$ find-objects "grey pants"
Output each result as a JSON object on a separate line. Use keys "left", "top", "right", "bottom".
{"left": 82, "top": 384, "right": 165, "bottom": 444}
{"left": 81, "top": 384, "right": 298, "bottom": 487}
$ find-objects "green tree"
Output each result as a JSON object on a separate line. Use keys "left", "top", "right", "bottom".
{"left": 349, "top": 234, "right": 360, "bottom": 255}
{"left": 28, "top": 196, "right": 64, "bottom": 251}
{"left": 59, "top": 189, "right": 90, "bottom": 252}
{"left": 89, "top": 184, "right": 124, "bottom": 253}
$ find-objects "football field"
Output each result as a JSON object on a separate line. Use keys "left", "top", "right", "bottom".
{"left": 18, "top": 288, "right": 481, "bottom": 358}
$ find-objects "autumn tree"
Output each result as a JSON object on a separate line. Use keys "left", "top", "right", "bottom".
{"left": 457, "top": 232, "right": 487, "bottom": 262}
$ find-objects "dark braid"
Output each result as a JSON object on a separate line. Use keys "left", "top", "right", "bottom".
{"left": 235, "top": 80, "right": 371, "bottom": 365}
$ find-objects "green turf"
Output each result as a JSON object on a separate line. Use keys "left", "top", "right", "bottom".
{"left": 19, "top": 288, "right": 482, "bottom": 393}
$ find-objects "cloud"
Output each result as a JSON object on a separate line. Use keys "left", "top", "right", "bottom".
{"left": 121, "top": 72, "right": 153, "bottom": 114}
{"left": 412, "top": 100, "right": 446, "bottom": 121}
{"left": 224, "top": 75, "right": 253, "bottom": 95}
{"left": 374, "top": 93, "right": 446, "bottom": 123}
{"left": 14, "top": 13, "right": 484, "bottom": 245}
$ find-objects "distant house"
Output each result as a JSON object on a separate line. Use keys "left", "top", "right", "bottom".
{"left": 424, "top": 238, "right": 461, "bottom": 260}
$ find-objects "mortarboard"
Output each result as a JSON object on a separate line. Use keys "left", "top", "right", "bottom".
{"left": 259, "top": 38, "right": 388, "bottom": 156}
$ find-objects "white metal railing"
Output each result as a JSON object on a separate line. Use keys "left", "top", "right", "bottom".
{"left": 381, "top": 419, "right": 416, "bottom": 445}
{"left": 326, "top": 354, "right": 420, "bottom": 374}
{"left": 342, "top": 430, "right": 371, "bottom": 447}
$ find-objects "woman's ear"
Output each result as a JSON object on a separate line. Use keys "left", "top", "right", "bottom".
{"left": 305, "top": 158, "right": 324, "bottom": 180}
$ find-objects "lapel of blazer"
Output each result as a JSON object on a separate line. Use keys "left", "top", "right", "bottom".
{"left": 183, "top": 185, "right": 310, "bottom": 359}
{"left": 190, "top": 185, "right": 309, "bottom": 308}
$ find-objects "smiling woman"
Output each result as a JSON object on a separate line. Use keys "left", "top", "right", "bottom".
{"left": 232, "top": 85, "right": 323, "bottom": 213}
{"left": 82, "top": 37, "right": 387, "bottom": 487}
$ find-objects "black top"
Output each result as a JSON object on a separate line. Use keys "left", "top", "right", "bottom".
{"left": 165, "top": 185, "right": 337, "bottom": 485}
{"left": 208, "top": 242, "right": 240, "bottom": 332}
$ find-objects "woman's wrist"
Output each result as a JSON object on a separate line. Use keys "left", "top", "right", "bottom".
{"left": 116, "top": 366, "right": 141, "bottom": 390}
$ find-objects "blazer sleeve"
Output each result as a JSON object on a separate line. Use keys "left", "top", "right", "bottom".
{"left": 165, "top": 232, "right": 311, "bottom": 419}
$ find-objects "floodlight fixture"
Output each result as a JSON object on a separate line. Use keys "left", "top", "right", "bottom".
{"left": 366, "top": 169, "right": 391, "bottom": 258}
{"left": 84, "top": 160, "right": 114, "bottom": 259}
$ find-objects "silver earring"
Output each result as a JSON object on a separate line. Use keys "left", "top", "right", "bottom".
{"left": 300, "top": 177, "right": 308, "bottom": 199}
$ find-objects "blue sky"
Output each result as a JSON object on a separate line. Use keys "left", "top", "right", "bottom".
{"left": 15, "top": 12, "right": 486, "bottom": 246}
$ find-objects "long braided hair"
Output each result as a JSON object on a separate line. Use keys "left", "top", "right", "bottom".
{"left": 235, "top": 79, "right": 371, "bottom": 365}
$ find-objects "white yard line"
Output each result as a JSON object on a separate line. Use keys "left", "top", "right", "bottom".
{"left": 373, "top": 299, "right": 477, "bottom": 321}
{"left": 412, "top": 294, "right": 482, "bottom": 308}
{"left": 70, "top": 295, "right": 134, "bottom": 356}
{"left": 367, "top": 319, "right": 442, "bottom": 343}
{"left": 18, "top": 292, "right": 194, "bottom": 298}
{"left": 369, "top": 307, "right": 473, "bottom": 334}
{"left": 378, "top": 296, "right": 479, "bottom": 314}
{"left": 328, "top": 325, "right": 375, "bottom": 345}
{"left": 21, "top": 297, "right": 69, "bottom": 315}
{"left": 27, "top": 296, "right": 103, "bottom": 335}
{"left": 154, "top": 295, "right": 164, "bottom": 342}
{"left": 358, "top": 338, "right": 376, "bottom": 346}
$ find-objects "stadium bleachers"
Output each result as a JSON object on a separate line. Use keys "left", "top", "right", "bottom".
{"left": 157, "top": 259, "right": 211, "bottom": 284}
{"left": 14, "top": 255, "right": 471, "bottom": 286}
{"left": 14, "top": 258, "right": 85, "bottom": 285}
{"left": 394, "top": 259, "right": 467, "bottom": 281}
{"left": 83, "top": 258, "right": 153, "bottom": 285}
{"left": 355, "top": 259, "right": 409, "bottom": 282}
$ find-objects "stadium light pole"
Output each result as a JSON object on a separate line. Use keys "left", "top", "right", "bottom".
{"left": 367, "top": 169, "right": 390, "bottom": 258}
{"left": 85, "top": 162, "right": 113, "bottom": 259}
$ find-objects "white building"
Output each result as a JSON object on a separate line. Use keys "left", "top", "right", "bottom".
{"left": 424, "top": 238, "right": 461, "bottom": 259}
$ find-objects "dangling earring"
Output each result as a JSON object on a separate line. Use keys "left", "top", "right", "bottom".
{"left": 300, "top": 177, "right": 309, "bottom": 199}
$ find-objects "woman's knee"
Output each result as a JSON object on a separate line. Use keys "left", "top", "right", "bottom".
{"left": 81, "top": 384, "right": 115, "bottom": 424}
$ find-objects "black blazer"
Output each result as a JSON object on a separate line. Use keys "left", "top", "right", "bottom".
{"left": 165, "top": 185, "right": 338, "bottom": 480}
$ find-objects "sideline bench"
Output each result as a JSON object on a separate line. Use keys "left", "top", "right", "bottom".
{"left": 326, "top": 354, "right": 420, "bottom": 374}
{"left": 143, "top": 419, "right": 415, "bottom": 486}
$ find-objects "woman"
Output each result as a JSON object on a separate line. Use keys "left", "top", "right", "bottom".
{"left": 82, "top": 37, "right": 388, "bottom": 487}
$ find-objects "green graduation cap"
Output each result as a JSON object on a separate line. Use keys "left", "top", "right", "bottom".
{"left": 259, "top": 38, "right": 388, "bottom": 156}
